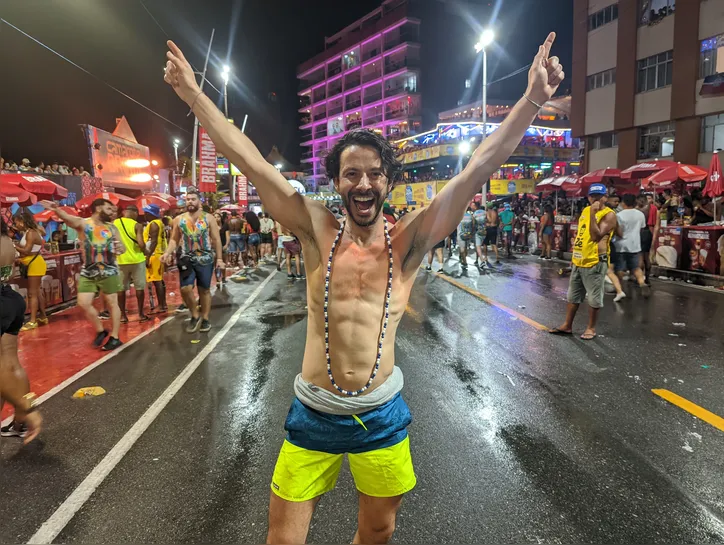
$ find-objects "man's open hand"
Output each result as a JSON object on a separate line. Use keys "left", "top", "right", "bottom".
{"left": 39, "top": 200, "right": 58, "bottom": 210}
{"left": 526, "top": 32, "right": 565, "bottom": 106}
{"left": 164, "top": 40, "right": 202, "bottom": 106}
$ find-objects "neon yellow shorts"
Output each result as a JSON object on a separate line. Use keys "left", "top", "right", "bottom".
{"left": 271, "top": 436, "right": 416, "bottom": 502}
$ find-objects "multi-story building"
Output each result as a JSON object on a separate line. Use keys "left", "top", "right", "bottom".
{"left": 392, "top": 96, "right": 580, "bottom": 184}
{"left": 297, "top": 0, "right": 422, "bottom": 186}
{"left": 571, "top": 0, "right": 724, "bottom": 173}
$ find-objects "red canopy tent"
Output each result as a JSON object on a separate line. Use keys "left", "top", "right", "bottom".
{"left": 579, "top": 168, "right": 621, "bottom": 184}
{"left": 0, "top": 183, "right": 37, "bottom": 206}
{"left": 645, "top": 163, "right": 708, "bottom": 190}
{"left": 33, "top": 206, "right": 79, "bottom": 223}
{"left": 0, "top": 172, "right": 68, "bottom": 199}
{"left": 703, "top": 153, "right": 723, "bottom": 221}
{"left": 620, "top": 160, "right": 678, "bottom": 179}
{"left": 136, "top": 195, "right": 172, "bottom": 213}
{"left": 143, "top": 192, "right": 178, "bottom": 209}
{"left": 76, "top": 192, "right": 136, "bottom": 215}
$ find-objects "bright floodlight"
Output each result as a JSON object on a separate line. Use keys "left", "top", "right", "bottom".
{"left": 173, "top": 138, "right": 180, "bottom": 146}
{"left": 475, "top": 29, "right": 495, "bottom": 52}
{"left": 223, "top": 65, "right": 230, "bottom": 74}
{"left": 222, "top": 65, "right": 230, "bottom": 84}
{"left": 459, "top": 141, "right": 471, "bottom": 154}
{"left": 275, "top": 163, "right": 283, "bottom": 170}
{"left": 151, "top": 160, "right": 159, "bottom": 166}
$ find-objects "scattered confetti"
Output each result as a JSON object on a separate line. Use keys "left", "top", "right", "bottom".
{"left": 668, "top": 333, "right": 679, "bottom": 337}
{"left": 672, "top": 322, "right": 686, "bottom": 327}
{"left": 191, "top": 339, "right": 201, "bottom": 344}
{"left": 518, "top": 305, "right": 526, "bottom": 309}
{"left": 701, "top": 365, "right": 710, "bottom": 369}
{"left": 678, "top": 343, "right": 687, "bottom": 347}
{"left": 153, "top": 458, "right": 159, "bottom": 461}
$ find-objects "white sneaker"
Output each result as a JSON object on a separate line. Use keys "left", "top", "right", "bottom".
{"left": 613, "top": 292, "right": 627, "bottom": 302}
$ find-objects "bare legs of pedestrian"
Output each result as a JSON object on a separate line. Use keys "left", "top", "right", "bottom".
{"left": 77, "top": 292, "right": 105, "bottom": 335}
{"left": 198, "top": 287, "right": 211, "bottom": 320}
{"left": 26, "top": 276, "right": 47, "bottom": 325}
{"left": 553, "top": 302, "right": 599, "bottom": 339}
{"left": 607, "top": 268, "right": 626, "bottom": 302}
{"left": 118, "top": 288, "right": 147, "bottom": 322}
{"left": 151, "top": 281, "right": 167, "bottom": 311}
{"left": 181, "top": 285, "right": 198, "bottom": 319}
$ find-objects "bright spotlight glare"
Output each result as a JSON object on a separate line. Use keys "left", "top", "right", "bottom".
{"left": 151, "top": 160, "right": 159, "bottom": 166}
{"left": 125, "top": 159, "right": 151, "bottom": 168}
{"left": 275, "top": 163, "right": 283, "bottom": 169}
{"left": 223, "top": 65, "right": 230, "bottom": 74}
{"left": 173, "top": 138, "right": 181, "bottom": 145}
{"left": 475, "top": 29, "right": 495, "bottom": 52}
{"left": 459, "top": 141, "right": 471, "bottom": 155}
{"left": 130, "top": 173, "right": 153, "bottom": 183}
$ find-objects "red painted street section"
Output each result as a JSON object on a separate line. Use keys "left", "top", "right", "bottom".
{"left": 2, "top": 276, "right": 185, "bottom": 420}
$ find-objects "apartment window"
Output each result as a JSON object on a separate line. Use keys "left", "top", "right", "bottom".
{"left": 590, "top": 132, "right": 618, "bottom": 150}
{"left": 639, "top": 122, "right": 675, "bottom": 159}
{"left": 701, "top": 114, "right": 724, "bottom": 153}
{"left": 588, "top": 3, "right": 618, "bottom": 31}
{"left": 637, "top": 51, "right": 673, "bottom": 93}
{"left": 639, "top": 0, "right": 675, "bottom": 26}
{"left": 587, "top": 68, "right": 616, "bottom": 91}
{"left": 700, "top": 35, "right": 724, "bottom": 79}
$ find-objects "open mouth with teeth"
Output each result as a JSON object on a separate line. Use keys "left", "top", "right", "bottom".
{"left": 352, "top": 195, "right": 376, "bottom": 215}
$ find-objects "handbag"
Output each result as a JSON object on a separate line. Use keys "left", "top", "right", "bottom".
{"left": 19, "top": 253, "right": 39, "bottom": 279}
{"left": 177, "top": 254, "right": 194, "bottom": 280}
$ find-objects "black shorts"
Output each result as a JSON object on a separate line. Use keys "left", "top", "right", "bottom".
{"left": 1, "top": 285, "right": 26, "bottom": 336}
{"left": 483, "top": 228, "right": 498, "bottom": 246}
{"left": 640, "top": 228, "right": 653, "bottom": 253}
{"left": 433, "top": 239, "right": 446, "bottom": 250}
{"left": 261, "top": 232, "right": 273, "bottom": 244}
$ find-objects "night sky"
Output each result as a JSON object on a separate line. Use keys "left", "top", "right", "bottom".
{"left": 1, "top": 0, "right": 572, "bottom": 171}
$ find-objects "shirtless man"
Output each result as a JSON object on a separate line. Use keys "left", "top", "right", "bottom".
{"left": 1, "top": 219, "right": 43, "bottom": 443}
{"left": 161, "top": 189, "right": 224, "bottom": 333}
{"left": 227, "top": 210, "right": 245, "bottom": 268}
{"left": 164, "top": 33, "right": 564, "bottom": 544}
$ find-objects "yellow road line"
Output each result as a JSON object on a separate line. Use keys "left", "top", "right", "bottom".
{"left": 652, "top": 389, "right": 724, "bottom": 432}
{"left": 425, "top": 269, "right": 548, "bottom": 331}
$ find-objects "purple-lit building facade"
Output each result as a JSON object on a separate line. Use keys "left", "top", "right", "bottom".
{"left": 297, "top": 0, "right": 422, "bottom": 186}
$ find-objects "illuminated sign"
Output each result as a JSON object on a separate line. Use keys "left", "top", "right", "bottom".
{"left": 490, "top": 179, "right": 536, "bottom": 195}
{"left": 198, "top": 127, "right": 217, "bottom": 192}
{"left": 393, "top": 121, "right": 570, "bottom": 148}
{"left": 85, "top": 125, "right": 152, "bottom": 190}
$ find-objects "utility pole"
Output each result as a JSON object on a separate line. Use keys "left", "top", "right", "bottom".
{"left": 191, "top": 28, "right": 215, "bottom": 186}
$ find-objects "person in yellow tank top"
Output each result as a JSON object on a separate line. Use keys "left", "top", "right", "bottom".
{"left": 550, "top": 183, "right": 616, "bottom": 340}
{"left": 142, "top": 204, "right": 168, "bottom": 312}
{"left": 114, "top": 205, "right": 150, "bottom": 323}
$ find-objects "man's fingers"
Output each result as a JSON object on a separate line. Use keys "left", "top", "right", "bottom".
{"left": 541, "top": 32, "right": 556, "bottom": 58}
{"left": 547, "top": 56, "right": 560, "bottom": 72}
{"left": 167, "top": 40, "right": 187, "bottom": 62}
{"left": 166, "top": 51, "right": 184, "bottom": 69}
{"left": 548, "top": 65, "right": 564, "bottom": 84}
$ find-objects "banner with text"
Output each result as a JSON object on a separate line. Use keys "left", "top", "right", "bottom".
{"left": 236, "top": 175, "right": 248, "bottom": 208}
{"left": 489, "top": 179, "right": 536, "bottom": 195}
{"left": 198, "top": 127, "right": 217, "bottom": 193}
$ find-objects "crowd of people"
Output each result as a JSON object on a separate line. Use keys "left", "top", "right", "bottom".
{"left": 1, "top": 157, "right": 92, "bottom": 176}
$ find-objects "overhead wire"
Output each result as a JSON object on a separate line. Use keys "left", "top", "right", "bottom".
{"left": 0, "top": 17, "right": 191, "bottom": 134}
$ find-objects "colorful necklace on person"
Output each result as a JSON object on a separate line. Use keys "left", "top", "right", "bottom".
{"left": 324, "top": 217, "right": 393, "bottom": 396}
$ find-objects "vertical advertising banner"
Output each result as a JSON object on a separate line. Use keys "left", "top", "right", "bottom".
{"left": 237, "top": 175, "right": 248, "bottom": 208}
{"left": 198, "top": 127, "right": 217, "bottom": 193}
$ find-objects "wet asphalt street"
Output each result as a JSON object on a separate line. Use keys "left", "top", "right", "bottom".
{"left": 1, "top": 254, "right": 724, "bottom": 544}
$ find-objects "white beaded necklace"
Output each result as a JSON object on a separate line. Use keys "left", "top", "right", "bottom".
{"left": 324, "top": 217, "right": 393, "bottom": 396}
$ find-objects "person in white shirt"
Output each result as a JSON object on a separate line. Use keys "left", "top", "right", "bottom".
{"left": 615, "top": 194, "right": 649, "bottom": 297}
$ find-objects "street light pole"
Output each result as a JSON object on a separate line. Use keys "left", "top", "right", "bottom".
{"left": 475, "top": 28, "right": 494, "bottom": 206}
{"left": 222, "top": 65, "right": 230, "bottom": 118}
{"left": 173, "top": 138, "right": 180, "bottom": 172}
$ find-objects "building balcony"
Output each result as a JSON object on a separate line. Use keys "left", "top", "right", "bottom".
{"left": 300, "top": 129, "right": 313, "bottom": 141}
{"left": 312, "top": 89, "right": 326, "bottom": 102}
{"left": 364, "top": 114, "right": 383, "bottom": 126}
{"left": 313, "top": 112, "right": 327, "bottom": 122}
{"left": 384, "top": 85, "right": 416, "bottom": 99}
{"left": 362, "top": 70, "right": 383, "bottom": 84}
{"left": 345, "top": 98, "right": 362, "bottom": 110}
{"left": 328, "top": 85, "right": 342, "bottom": 98}
{"left": 385, "top": 106, "right": 420, "bottom": 120}
{"left": 384, "top": 58, "right": 419, "bottom": 75}
{"left": 347, "top": 120, "right": 363, "bottom": 131}
{"left": 314, "top": 128, "right": 328, "bottom": 139}
{"left": 364, "top": 92, "right": 383, "bottom": 105}
{"left": 345, "top": 76, "right": 361, "bottom": 89}
{"left": 328, "top": 105, "right": 343, "bottom": 117}
{"left": 298, "top": 95, "right": 311, "bottom": 109}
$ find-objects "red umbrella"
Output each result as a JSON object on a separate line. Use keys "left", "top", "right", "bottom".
{"left": 579, "top": 168, "right": 621, "bottom": 184}
{"left": 645, "top": 163, "right": 708, "bottom": 188}
{"left": 136, "top": 195, "right": 172, "bottom": 213}
{"left": 0, "top": 172, "right": 68, "bottom": 199}
{"left": 0, "top": 182, "right": 37, "bottom": 206}
{"left": 76, "top": 192, "right": 136, "bottom": 212}
{"left": 703, "top": 153, "right": 723, "bottom": 199}
{"left": 34, "top": 205, "right": 79, "bottom": 223}
{"left": 535, "top": 177, "right": 560, "bottom": 191}
{"left": 220, "top": 204, "right": 244, "bottom": 212}
{"left": 620, "top": 160, "right": 678, "bottom": 179}
{"left": 143, "top": 192, "right": 178, "bottom": 209}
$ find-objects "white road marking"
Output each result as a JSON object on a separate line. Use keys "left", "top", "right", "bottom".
{"left": 1, "top": 315, "right": 176, "bottom": 428}
{"left": 28, "top": 270, "right": 277, "bottom": 544}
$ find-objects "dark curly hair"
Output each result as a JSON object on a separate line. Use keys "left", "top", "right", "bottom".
{"left": 325, "top": 129, "right": 402, "bottom": 184}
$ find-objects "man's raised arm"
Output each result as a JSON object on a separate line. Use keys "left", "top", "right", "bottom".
{"left": 40, "top": 200, "right": 85, "bottom": 232}
{"left": 406, "top": 33, "right": 564, "bottom": 253}
{"left": 164, "top": 41, "right": 319, "bottom": 238}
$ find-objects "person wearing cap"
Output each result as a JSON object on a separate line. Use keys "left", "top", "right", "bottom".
{"left": 114, "top": 205, "right": 150, "bottom": 323}
{"left": 550, "top": 183, "right": 616, "bottom": 340}
{"left": 143, "top": 204, "right": 168, "bottom": 312}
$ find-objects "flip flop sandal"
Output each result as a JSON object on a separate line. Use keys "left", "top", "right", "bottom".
{"left": 580, "top": 333, "right": 597, "bottom": 341}
{"left": 139, "top": 316, "right": 151, "bottom": 323}
{"left": 120, "top": 317, "right": 129, "bottom": 324}
{"left": 548, "top": 328, "right": 573, "bottom": 336}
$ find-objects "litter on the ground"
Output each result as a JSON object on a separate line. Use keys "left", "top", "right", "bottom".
{"left": 672, "top": 322, "right": 686, "bottom": 327}
{"left": 191, "top": 339, "right": 201, "bottom": 344}
{"left": 701, "top": 365, "right": 710, "bottom": 369}
{"left": 72, "top": 386, "right": 106, "bottom": 398}
{"left": 668, "top": 333, "right": 679, "bottom": 337}
{"left": 678, "top": 343, "right": 687, "bottom": 347}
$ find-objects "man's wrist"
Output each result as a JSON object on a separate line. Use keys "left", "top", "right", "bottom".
{"left": 523, "top": 88, "right": 549, "bottom": 109}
